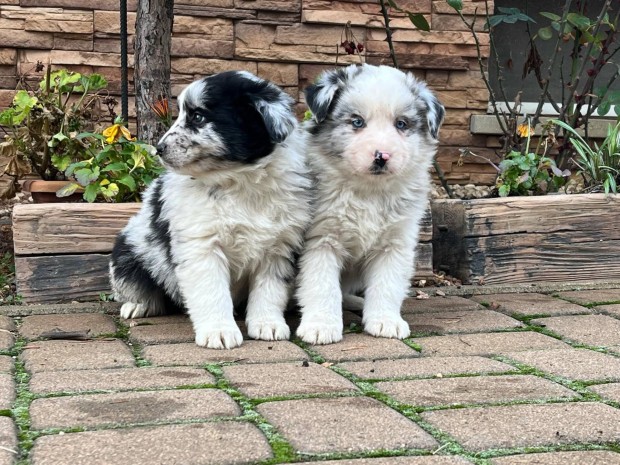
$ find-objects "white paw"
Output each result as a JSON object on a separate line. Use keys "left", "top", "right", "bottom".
{"left": 120, "top": 302, "right": 149, "bottom": 319}
{"left": 247, "top": 318, "right": 291, "bottom": 341}
{"left": 364, "top": 316, "right": 410, "bottom": 339}
{"left": 296, "top": 317, "right": 343, "bottom": 345}
{"left": 194, "top": 325, "right": 243, "bottom": 349}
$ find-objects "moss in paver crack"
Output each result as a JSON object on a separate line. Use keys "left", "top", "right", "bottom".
{"left": 492, "top": 356, "right": 602, "bottom": 402}
{"left": 475, "top": 442, "right": 620, "bottom": 460}
{"left": 205, "top": 363, "right": 296, "bottom": 464}
{"left": 113, "top": 317, "right": 152, "bottom": 367}
{"left": 11, "top": 338, "right": 34, "bottom": 465}
{"left": 402, "top": 339, "right": 423, "bottom": 351}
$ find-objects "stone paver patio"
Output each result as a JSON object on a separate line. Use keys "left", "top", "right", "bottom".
{"left": 0, "top": 289, "right": 619, "bottom": 464}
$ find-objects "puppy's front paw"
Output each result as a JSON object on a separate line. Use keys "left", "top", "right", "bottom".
{"left": 364, "top": 316, "right": 410, "bottom": 339}
{"left": 120, "top": 302, "right": 149, "bottom": 319}
{"left": 195, "top": 325, "right": 243, "bottom": 349}
{"left": 247, "top": 318, "right": 290, "bottom": 341}
{"left": 296, "top": 318, "right": 343, "bottom": 345}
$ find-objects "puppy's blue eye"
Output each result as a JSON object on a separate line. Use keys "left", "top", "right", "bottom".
{"left": 192, "top": 113, "right": 206, "bottom": 125}
{"left": 395, "top": 119, "right": 408, "bottom": 130}
{"left": 351, "top": 118, "right": 365, "bottom": 129}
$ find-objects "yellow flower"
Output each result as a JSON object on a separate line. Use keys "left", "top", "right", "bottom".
{"left": 517, "top": 123, "right": 533, "bottom": 138}
{"left": 102, "top": 124, "right": 134, "bottom": 144}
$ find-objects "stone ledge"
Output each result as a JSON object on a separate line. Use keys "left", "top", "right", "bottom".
{"left": 470, "top": 114, "right": 617, "bottom": 138}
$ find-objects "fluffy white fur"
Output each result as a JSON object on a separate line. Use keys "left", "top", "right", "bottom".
{"left": 110, "top": 72, "right": 312, "bottom": 349}
{"left": 296, "top": 64, "right": 444, "bottom": 344}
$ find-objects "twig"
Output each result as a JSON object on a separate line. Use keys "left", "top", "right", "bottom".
{"left": 379, "top": 0, "right": 398, "bottom": 69}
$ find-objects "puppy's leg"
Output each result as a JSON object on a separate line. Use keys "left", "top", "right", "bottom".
{"left": 175, "top": 246, "right": 242, "bottom": 349}
{"left": 246, "top": 255, "right": 291, "bottom": 341}
{"left": 362, "top": 246, "right": 413, "bottom": 339}
{"left": 296, "top": 242, "right": 344, "bottom": 344}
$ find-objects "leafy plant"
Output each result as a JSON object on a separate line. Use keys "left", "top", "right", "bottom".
{"left": 553, "top": 119, "right": 620, "bottom": 193}
{"left": 54, "top": 119, "right": 163, "bottom": 202}
{"left": 0, "top": 67, "right": 115, "bottom": 193}
{"left": 448, "top": 0, "right": 619, "bottom": 171}
{"left": 496, "top": 149, "right": 570, "bottom": 197}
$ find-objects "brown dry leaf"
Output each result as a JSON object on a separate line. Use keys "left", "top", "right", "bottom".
{"left": 340, "top": 345, "right": 367, "bottom": 352}
{"left": 436, "top": 290, "right": 446, "bottom": 297}
{"left": 416, "top": 290, "right": 430, "bottom": 300}
{"left": 321, "top": 362, "right": 334, "bottom": 367}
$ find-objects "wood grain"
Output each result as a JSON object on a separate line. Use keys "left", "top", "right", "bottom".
{"left": 14, "top": 254, "right": 112, "bottom": 304}
{"left": 433, "top": 194, "right": 620, "bottom": 285}
{"left": 13, "top": 203, "right": 140, "bottom": 255}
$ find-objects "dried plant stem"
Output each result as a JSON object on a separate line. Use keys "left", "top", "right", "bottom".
{"left": 379, "top": 0, "right": 398, "bottom": 69}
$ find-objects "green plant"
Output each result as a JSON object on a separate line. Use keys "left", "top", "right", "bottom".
{"left": 54, "top": 119, "right": 163, "bottom": 202}
{"left": 553, "top": 119, "right": 620, "bottom": 193}
{"left": 0, "top": 67, "right": 113, "bottom": 191}
{"left": 447, "top": 0, "right": 619, "bottom": 170}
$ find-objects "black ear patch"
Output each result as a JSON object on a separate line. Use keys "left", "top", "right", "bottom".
{"left": 305, "top": 65, "right": 361, "bottom": 123}
{"left": 428, "top": 98, "right": 445, "bottom": 139}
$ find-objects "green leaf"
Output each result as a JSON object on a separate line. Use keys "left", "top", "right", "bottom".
{"left": 83, "top": 183, "right": 99, "bottom": 203}
{"left": 497, "top": 7, "right": 521, "bottom": 15}
{"left": 101, "top": 182, "right": 119, "bottom": 200}
{"left": 539, "top": 12, "right": 561, "bottom": 22}
{"left": 65, "top": 160, "right": 89, "bottom": 178}
{"left": 408, "top": 13, "right": 430, "bottom": 31}
{"left": 446, "top": 0, "right": 462, "bottom": 12}
{"left": 74, "top": 167, "right": 100, "bottom": 186}
{"left": 102, "top": 162, "right": 129, "bottom": 172}
{"left": 567, "top": 13, "right": 590, "bottom": 31}
{"left": 538, "top": 26, "right": 553, "bottom": 40}
{"left": 47, "top": 133, "right": 69, "bottom": 148}
{"left": 498, "top": 184, "right": 510, "bottom": 197}
{"left": 51, "top": 154, "right": 72, "bottom": 171}
{"left": 117, "top": 175, "right": 136, "bottom": 191}
{"left": 56, "top": 182, "right": 80, "bottom": 198}
{"left": 597, "top": 100, "right": 612, "bottom": 116}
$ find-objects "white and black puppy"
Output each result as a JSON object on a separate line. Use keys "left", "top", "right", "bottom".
{"left": 110, "top": 71, "right": 312, "bottom": 349}
{"left": 296, "top": 64, "right": 444, "bottom": 344}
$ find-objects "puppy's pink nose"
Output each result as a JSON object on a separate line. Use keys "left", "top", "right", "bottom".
{"left": 375, "top": 150, "right": 391, "bottom": 161}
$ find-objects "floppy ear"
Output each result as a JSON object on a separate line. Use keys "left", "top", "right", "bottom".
{"left": 305, "top": 65, "right": 361, "bottom": 123}
{"left": 425, "top": 93, "right": 445, "bottom": 140}
{"left": 239, "top": 71, "right": 297, "bottom": 143}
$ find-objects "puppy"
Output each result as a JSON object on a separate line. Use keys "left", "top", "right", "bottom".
{"left": 296, "top": 64, "right": 444, "bottom": 344}
{"left": 110, "top": 71, "right": 312, "bottom": 349}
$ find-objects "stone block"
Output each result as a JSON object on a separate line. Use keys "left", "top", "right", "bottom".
{"left": 405, "top": 310, "right": 523, "bottom": 335}
{"left": 338, "top": 355, "right": 513, "bottom": 379}
{"left": 589, "top": 383, "right": 620, "bottom": 403}
{"left": 25, "top": 19, "right": 93, "bottom": 34}
{"left": 0, "top": 29, "right": 53, "bottom": 49}
{"left": 470, "top": 293, "right": 588, "bottom": 317}
{"left": 171, "top": 38, "right": 234, "bottom": 58}
{"left": 257, "top": 62, "right": 298, "bottom": 86}
{"left": 0, "top": 417, "right": 17, "bottom": 465}
{"left": 287, "top": 458, "right": 473, "bottom": 465}
{"left": 30, "top": 422, "right": 272, "bottom": 465}
{"left": 21, "top": 340, "right": 134, "bottom": 372}
{"left": 491, "top": 451, "right": 620, "bottom": 465}
{"left": 506, "top": 348, "right": 620, "bottom": 382}
{"left": 422, "top": 402, "right": 620, "bottom": 451}
{"left": 275, "top": 23, "right": 365, "bottom": 47}
{"left": 171, "top": 58, "right": 257, "bottom": 75}
{"left": 532, "top": 314, "right": 620, "bottom": 347}
{"left": 93, "top": 11, "right": 136, "bottom": 34}
{"left": 30, "top": 389, "right": 239, "bottom": 429}
{"left": 257, "top": 397, "right": 437, "bottom": 454}
{"left": 0, "top": 48, "right": 17, "bottom": 65}
{"left": 402, "top": 296, "right": 482, "bottom": 314}
{"left": 173, "top": 16, "right": 233, "bottom": 36}
{"left": 235, "top": 22, "right": 276, "bottom": 49}
{"left": 310, "top": 333, "right": 418, "bottom": 363}
{"left": 29, "top": 366, "right": 215, "bottom": 394}
{"left": 0, "top": 374, "right": 15, "bottom": 411}
{"left": 559, "top": 289, "right": 620, "bottom": 306}
{"left": 143, "top": 340, "right": 308, "bottom": 366}
{"left": 223, "top": 362, "right": 357, "bottom": 398}
{"left": 0, "top": 357, "right": 13, "bottom": 373}
{"left": 376, "top": 375, "right": 576, "bottom": 407}
{"left": 53, "top": 34, "right": 94, "bottom": 51}
{"left": 414, "top": 331, "right": 569, "bottom": 357}
{"left": 19, "top": 313, "right": 117, "bottom": 340}
{"left": 235, "top": 0, "right": 300, "bottom": 12}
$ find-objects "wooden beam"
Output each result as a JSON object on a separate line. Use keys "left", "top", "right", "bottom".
{"left": 12, "top": 203, "right": 140, "bottom": 255}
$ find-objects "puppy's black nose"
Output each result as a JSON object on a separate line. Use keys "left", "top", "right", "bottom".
{"left": 156, "top": 143, "right": 166, "bottom": 156}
